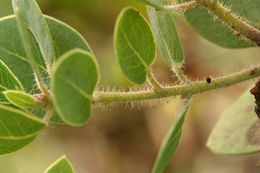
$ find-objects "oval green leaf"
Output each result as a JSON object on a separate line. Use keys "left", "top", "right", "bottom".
{"left": 114, "top": 7, "right": 156, "bottom": 84}
{"left": 3, "top": 90, "right": 38, "bottom": 108}
{"left": 0, "top": 60, "right": 23, "bottom": 103}
{"left": 0, "top": 105, "right": 46, "bottom": 155}
{"left": 52, "top": 49, "right": 99, "bottom": 126}
{"left": 147, "top": 0, "right": 184, "bottom": 67}
{"left": 207, "top": 87, "right": 260, "bottom": 155}
{"left": 12, "top": 0, "right": 55, "bottom": 68}
{"left": 182, "top": 0, "right": 258, "bottom": 48}
{"left": 152, "top": 98, "right": 192, "bottom": 173}
{"left": 45, "top": 155, "right": 75, "bottom": 173}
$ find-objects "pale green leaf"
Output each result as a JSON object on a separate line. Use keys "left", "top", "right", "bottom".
{"left": 52, "top": 49, "right": 99, "bottom": 126}
{"left": 0, "top": 60, "right": 23, "bottom": 103}
{"left": 147, "top": 0, "right": 184, "bottom": 66}
{"left": 14, "top": 7, "right": 43, "bottom": 88}
{"left": 182, "top": 0, "right": 260, "bottom": 48}
{"left": 12, "top": 0, "right": 55, "bottom": 68}
{"left": 207, "top": 87, "right": 260, "bottom": 155}
{"left": 152, "top": 98, "right": 192, "bottom": 173}
{"left": 114, "top": 7, "right": 156, "bottom": 84}
{"left": 45, "top": 155, "right": 75, "bottom": 173}
{"left": 0, "top": 105, "right": 46, "bottom": 155}
{"left": 3, "top": 90, "right": 38, "bottom": 108}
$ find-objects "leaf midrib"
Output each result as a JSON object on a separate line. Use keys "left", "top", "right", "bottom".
{"left": 121, "top": 30, "right": 148, "bottom": 70}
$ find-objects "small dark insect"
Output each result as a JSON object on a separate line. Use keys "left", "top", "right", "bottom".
{"left": 206, "top": 77, "right": 211, "bottom": 83}
{"left": 26, "top": 28, "right": 30, "bottom": 32}
{"left": 36, "top": 42, "right": 39, "bottom": 46}
{"left": 250, "top": 78, "right": 260, "bottom": 119}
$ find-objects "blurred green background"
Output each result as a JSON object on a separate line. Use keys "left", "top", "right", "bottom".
{"left": 0, "top": 0, "right": 260, "bottom": 173}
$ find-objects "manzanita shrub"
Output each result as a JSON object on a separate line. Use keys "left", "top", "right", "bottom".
{"left": 0, "top": 0, "right": 260, "bottom": 172}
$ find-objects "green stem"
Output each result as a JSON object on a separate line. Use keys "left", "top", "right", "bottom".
{"left": 196, "top": 0, "right": 260, "bottom": 46}
{"left": 43, "top": 107, "right": 55, "bottom": 123}
{"left": 94, "top": 65, "right": 260, "bottom": 103}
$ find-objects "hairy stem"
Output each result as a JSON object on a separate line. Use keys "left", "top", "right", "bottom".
{"left": 172, "top": 65, "right": 191, "bottom": 84}
{"left": 94, "top": 65, "right": 260, "bottom": 103}
{"left": 196, "top": 0, "right": 260, "bottom": 46}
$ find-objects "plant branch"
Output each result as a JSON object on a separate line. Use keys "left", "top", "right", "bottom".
{"left": 195, "top": 0, "right": 260, "bottom": 46}
{"left": 94, "top": 65, "right": 260, "bottom": 103}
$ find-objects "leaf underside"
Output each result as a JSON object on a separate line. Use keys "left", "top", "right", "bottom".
{"left": 147, "top": 0, "right": 184, "bottom": 67}
{"left": 52, "top": 49, "right": 98, "bottom": 126}
{"left": 114, "top": 7, "right": 156, "bottom": 84}
{"left": 152, "top": 98, "right": 192, "bottom": 173}
{"left": 183, "top": 0, "right": 260, "bottom": 48}
{"left": 12, "top": 0, "right": 55, "bottom": 67}
{"left": 207, "top": 87, "right": 260, "bottom": 155}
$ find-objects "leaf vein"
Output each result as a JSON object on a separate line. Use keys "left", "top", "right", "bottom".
{"left": 121, "top": 30, "right": 148, "bottom": 70}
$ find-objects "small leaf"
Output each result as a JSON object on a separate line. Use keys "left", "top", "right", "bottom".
{"left": 0, "top": 105, "right": 46, "bottom": 155}
{"left": 114, "top": 7, "right": 156, "bottom": 84}
{"left": 52, "top": 49, "right": 99, "bottom": 126}
{"left": 3, "top": 90, "right": 38, "bottom": 108}
{"left": 45, "top": 155, "right": 75, "bottom": 173}
{"left": 207, "top": 86, "right": 260, "bottom": 155}
{"left": 0, "top": 60, "right": 23, "bottom": 103}
{"left": 12, "top": 0, "right": 55, "bottom": 68}
{"left": 147, "top": 0, "right": 184, "bottom": 66}
{"left": 182, "top": 0, "right": 259, "bottom": 48}
{"left": 152, "top": 98, "right": 192, "bottom": 173}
